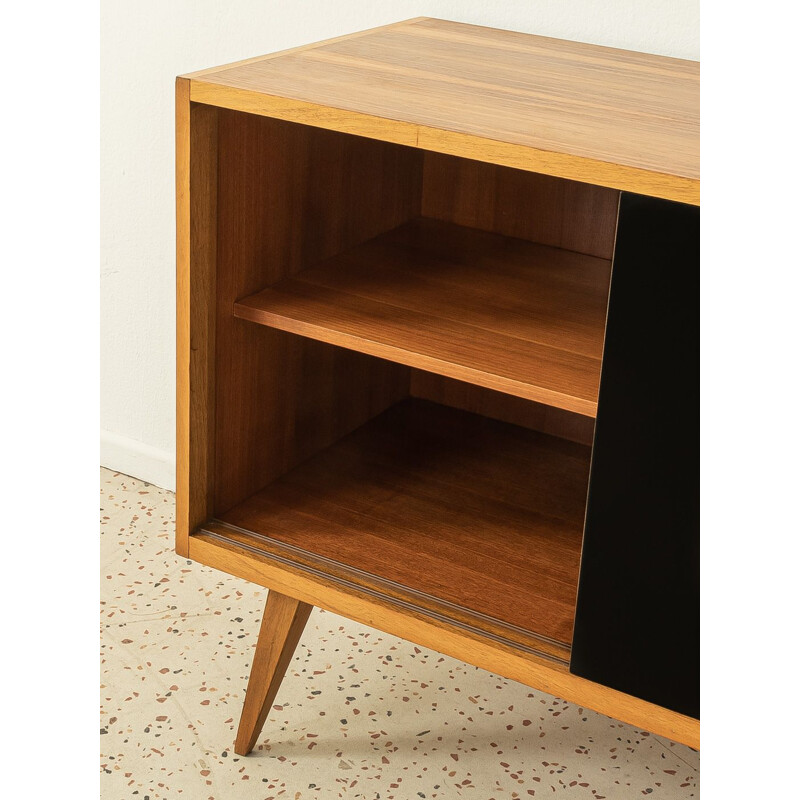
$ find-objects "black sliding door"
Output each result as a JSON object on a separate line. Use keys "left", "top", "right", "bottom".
{"left": 570, "top": 193, "right": 699, "bottom": 719}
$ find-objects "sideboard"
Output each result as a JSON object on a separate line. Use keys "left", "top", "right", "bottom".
{"left": 176, "top": 17, "right": 700, "bottom": 755}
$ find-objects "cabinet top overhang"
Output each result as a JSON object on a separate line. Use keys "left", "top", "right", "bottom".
{"left": 182, "top": 18, "right": 699, "bottom": 205}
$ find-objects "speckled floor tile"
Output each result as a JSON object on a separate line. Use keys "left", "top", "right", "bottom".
{"left": 100, "top": 467, "right": 698, "bottom": 799}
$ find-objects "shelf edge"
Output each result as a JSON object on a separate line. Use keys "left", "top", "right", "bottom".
{"left": 233, "top": 298, "right": 599, "bottom": 417}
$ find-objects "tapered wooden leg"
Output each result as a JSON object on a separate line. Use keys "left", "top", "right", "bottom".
{"left": 234, "top": 590, "right": 313, "bottom": 755}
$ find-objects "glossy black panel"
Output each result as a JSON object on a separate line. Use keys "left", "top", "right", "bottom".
{"left": 570, "top": 194, "right": 699, "bottom": 719}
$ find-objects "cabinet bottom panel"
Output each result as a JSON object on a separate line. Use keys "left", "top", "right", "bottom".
{"left": 211, "top": 398, "right": 591, "bottom": 657}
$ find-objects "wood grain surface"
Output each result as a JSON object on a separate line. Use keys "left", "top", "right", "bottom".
{"left": 213, "top": 111, "right": 420, "bottom": 514}
{"left": 234, "top": 218, "right": 611, "bottom": 416}
{"left": 410, "top": 372, "right": 596, "bottom": 446}
{"left": 175, "top": 78, "right": 218, "bottom": 556}
{"left": 185, "top": 18, "right": 699, "bottom": 204}
{"left": 217, "top": 399, "right": 591, "bottom": 647}
{"left": 422, "top": 152, "right": 619, "bottom": 260}
{"left": 234, "top": 591, "right": 313, "bottom": 755}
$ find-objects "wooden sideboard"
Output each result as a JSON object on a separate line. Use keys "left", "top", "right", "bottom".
{"left": 176, "top": 17, "right": 700, "bottom": 755}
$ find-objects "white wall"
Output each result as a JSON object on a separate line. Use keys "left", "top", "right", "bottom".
{"left": 100, "top": 0, "right": 699, "bottom": 490}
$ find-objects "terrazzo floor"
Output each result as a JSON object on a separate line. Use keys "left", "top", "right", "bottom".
{"left": 100, "top": 467, "right": 699, "bottom": 799}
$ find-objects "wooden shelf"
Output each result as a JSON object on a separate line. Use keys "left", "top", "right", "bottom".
{"left": 234, "top": 219, "right": 611, "bottom": 416}
{"left": 211, "top": 399, "right": 590, "bottom": 651}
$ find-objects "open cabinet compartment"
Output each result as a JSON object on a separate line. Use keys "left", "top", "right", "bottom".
{"left": 201, "top": 108, "right": 620, "bottom": 664}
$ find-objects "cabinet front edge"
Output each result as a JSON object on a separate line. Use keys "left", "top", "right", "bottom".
{"left": 187, "top": 79, "right": 699, "bottom": 205}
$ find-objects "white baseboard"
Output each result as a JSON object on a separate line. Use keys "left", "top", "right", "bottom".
{"left": 100, "top": 429, "right": 175, "bottom": 491}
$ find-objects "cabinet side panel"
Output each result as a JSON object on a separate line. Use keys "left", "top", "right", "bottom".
{"left": 214, "top": 111, "right": 421, "bottom": 513}
{"left": 176, "top": 80, "right": 218, "bottom": 556}
{"left": 570, "top": 194, "right": 699, "bottom": 718}
{"left": 421, "top": 152, "right": 619, "bottom": 260}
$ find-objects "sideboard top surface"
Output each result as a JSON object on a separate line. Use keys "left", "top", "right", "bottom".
{"left": 184, "top": 18, "right": 699, "bottom": 204}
